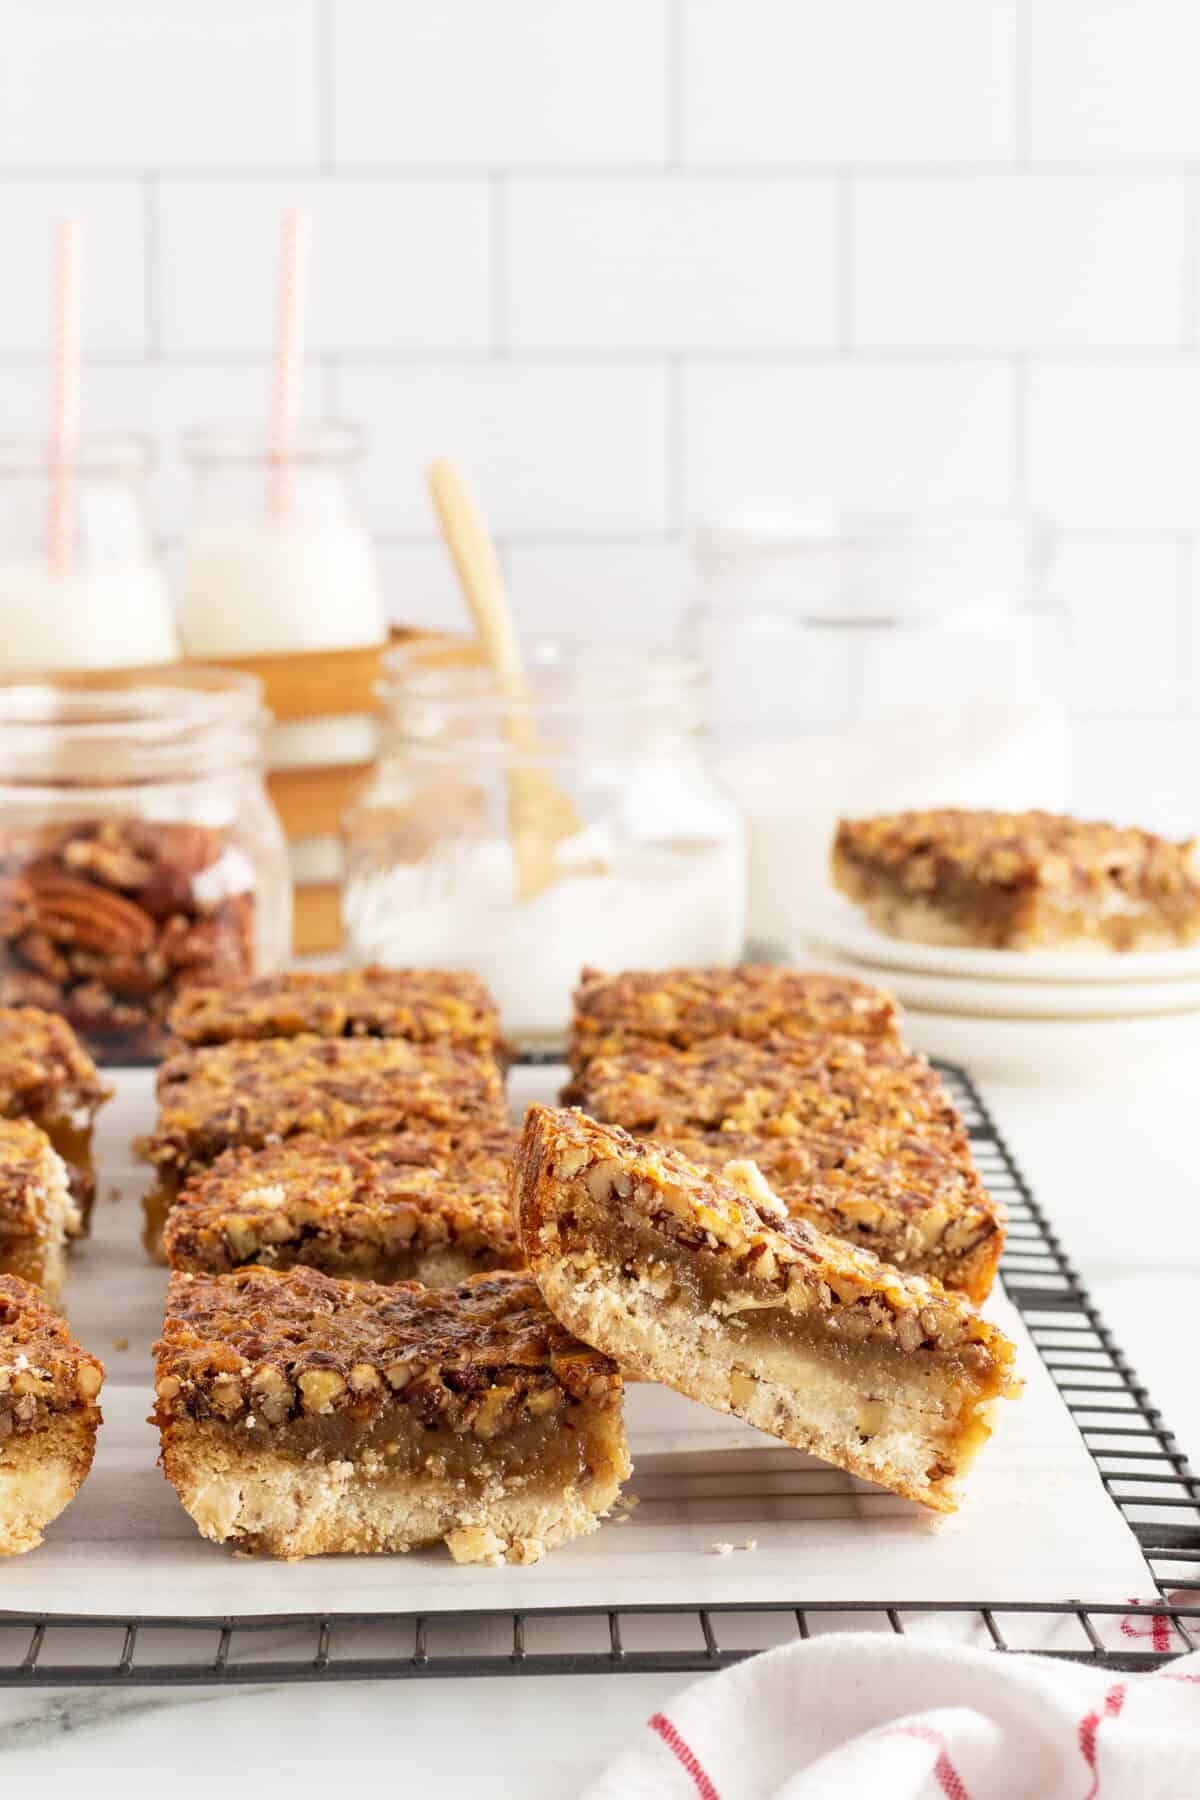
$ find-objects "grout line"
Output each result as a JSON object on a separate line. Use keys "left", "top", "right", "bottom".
{"left": 8, "top": 159, "right": 1200, "bottom": 179}
{"left": 491, "top": 174, "right": 507, "bottom": 354}
{"left": 1013, "top": 0, "right": 1032, "bottom": 165}
{"left": 143, "top": 173, "right": 161, "bottom": 357}
{"left": 7, "top": 345, "right": 1200, "bottom": 370}
{"left": 666, "top": 357, "right": 684, "bottom": 533}
{"left": 317, "top": 0, "right": 334, "bottom": 169}
{"left": 837, "top": 170, "right": 853, "bottom": 352}
{"left": 1010, "top": 354, "right": 1028, "bottom": 506}
{"left": 667, "top": 0, "right": 683, "bottom": 167}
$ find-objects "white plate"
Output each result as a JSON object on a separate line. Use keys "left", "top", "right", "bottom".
{"left": 794, "top": 937, "right": 1200, "bottom": 1020}
{"left": 897, "top": 1004, "right": 1200, "bottom": 1084}
{"left": 791, "top": 897, "right": 1200, "bottom": 986}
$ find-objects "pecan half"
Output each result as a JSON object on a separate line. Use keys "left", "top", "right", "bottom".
{"left": 0, "top": 876, "right": 34, "bottom": 940}
{"left": 28, "top": 875, "right": 156, "bottom": 955}
{"left": 13, "top": 930, "right": 69, "bottom": 982}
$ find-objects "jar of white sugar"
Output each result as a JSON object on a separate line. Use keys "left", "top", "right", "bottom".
{"left": 685, "top": 509, "right": 1068, "bottom": 957}
{"left": 342, "top": 640, "right": 746, "bottom": 1047}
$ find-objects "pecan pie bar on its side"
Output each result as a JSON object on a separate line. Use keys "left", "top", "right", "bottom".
{"left": 154, "top": 1267, "right": 629, "bottom": 1563}
{"left": 167, "top": 966, "right": 504, "bottom": 1056}
{"left": 0, "top": 1274, "right": 103, "bottom": 1553}
{"left": 833, "top": 809, "right": 1200, "bottom": 951}
{"left": 0, "top": 1120, "right": 82, "bottom": 1301}
{"left": 514, "top": 1106, "right": 1018, "bottom": 1512}
{"left": 0, "top": 1007, "right": 111, "bottom": 1231}
{"left": 140, "top": 1035, "right": 508, "bottom": 1257}
{"left": 566, "top": 1036, "right": 1002, "bottom": 1300}
{"left": 568, "top": 965, "right": 898, "bottom": 1071}
{"left": 163, "top": 1128, "right": 523, "bottom": 1285}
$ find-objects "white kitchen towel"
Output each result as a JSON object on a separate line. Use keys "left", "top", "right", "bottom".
{"left": 581, "top": 1633, "right": 1200, "bottom": 1800}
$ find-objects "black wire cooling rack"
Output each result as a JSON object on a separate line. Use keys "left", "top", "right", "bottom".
{"left": 1, "top": 1058, "right": 1196, "bottom": 1686}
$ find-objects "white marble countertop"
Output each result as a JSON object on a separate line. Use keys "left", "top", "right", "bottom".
{"left": 0, "top": 1056, "right": 1196, "bottom": 1798}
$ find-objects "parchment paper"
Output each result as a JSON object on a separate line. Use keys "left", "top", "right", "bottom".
{"left": 0, "top": 1067, "right": 1152, "bottom": 1617}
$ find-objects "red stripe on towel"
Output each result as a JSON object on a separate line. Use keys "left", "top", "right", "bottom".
{"left": 648, "top": 1712, "right": 721, "bottom": 1800}
{"left": 1079, "top": 1683, "right": 1126, "bottom": 1798}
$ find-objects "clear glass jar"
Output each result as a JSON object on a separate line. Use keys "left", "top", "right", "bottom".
{"left": 177, "top": 423, "right": 385, "bottom": 659}
{"left": 0, "top": 668, "right": 290, "bottom": 1063}
{"left": 685, "top": 509, "right": 1068, "bottom": 956}
{"left": 0, "top": 436, "right": 177, "bottom": 673}
{"left": 342, "top": 641, "right": 746, "bottom": 1047}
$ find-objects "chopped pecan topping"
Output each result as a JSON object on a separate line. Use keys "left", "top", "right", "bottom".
{"left": 154, "top": 1266, "right": 620, "bottom": 1433}
{"left": 145, "top": 1036, "right": 508, "bottom": 1181}
{"left": 167, "top": 966, "right": 503, "bottom": 1053}
{"left": 0, "top": 1273, "right": 104, "bottom": 1425}
{"left": 569, "top": 965, "right": 897, "bottom": 1070}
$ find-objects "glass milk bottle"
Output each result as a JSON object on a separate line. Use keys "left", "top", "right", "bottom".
{"left": 685, "top": 509, "right": 1068, "bottom": 957}
{"left": 0, "top": 437, "right": 178, "bottom": 673}
{"left": 177, "top": 423, "right": 385, "bottom": 659}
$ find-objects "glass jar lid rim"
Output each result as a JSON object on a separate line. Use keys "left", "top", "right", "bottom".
{"left": 0, "top": 434, "right": 155, "bottom": 478}
{"left": 380, "top": 639, "right": 708, "bottom": 712}
{"left": 0, "top": 666, "right": 264, "bottom": 746}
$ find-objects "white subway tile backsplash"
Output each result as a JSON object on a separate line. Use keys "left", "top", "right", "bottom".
{"left": 1031, "top": 0, "right": 1200, "bottom": 159}
{"left": 1054, "top": 537, "right": 1182, "bottom": 714}
{"left": 332, "top": 0, "right": 669, "bottom": 166}
{"left": 682, "top": 361, "right": 1015, "bottom": 522}
{"left": 335, "top": 362, "right": 670, "bottom": 536}
{"left": 377, "top": 541, "right": 689, "bottom": 643}
{"left": 682, "top": 0, "right": 1017, "bottom": 165}
{"left": 0, "top": 0, "right": 1196, "bottom": 743}
{"left": 0, "top": 1, "right": 318, "bottom": 168}
{"left": 0, "top": 183, "right": 147, "bottom": 353}
{"left": 1028, "top": 362, "right": 1200, "bottom": 529}
{"left": 853, "top": 175, "right": 1186, "bottom": 351}
{"left": 374, "top": 544, "right": 474, "bottom": 636}
{"left": 503, "top": 543, "right": 689, "bottom": 645}
{"left": 506, "top": 177, "right": 838, "bottom": 351}
{"left": 159, "top": 179, "right": 491, "bottom": 354}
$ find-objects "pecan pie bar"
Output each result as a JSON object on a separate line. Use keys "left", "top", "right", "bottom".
{"left": 567, "top": 1036, "right": 999, "bottom": 1299}
{"left": 664, "top": 1128, "right": 1001, "bottom": 1303}
{"left": 569, "top": 965, "right": 898, "bottom": 1071}
{"left": 163, "top": 1128, "right": 523, "bottom": 1285}
{"left": 515, "top": 1107, "right": 1018, "bottom": 1511}
{"left": 0, "top": 1007, "right": 111, "bottom": 1230}
{"left": 168, "top": 966, "right": 503, "bottom": 1055}
{"left": 567, "top": 1034, "right": 963, "bottom": 1144}
{"left": 141, "top": 1036, "right": 508, "bottom": 1256}
{"left": 833, "top": 809, "right": 1200, "bottom": 951}
{"left": 154, "top": 1266, "right": 628, "bottom": 1562}
{"left": 0, "top": 1274, "right": 103, "bottom": 1553}
{"left": 0, "top": 1120, "right": 81, "bottom": 1301}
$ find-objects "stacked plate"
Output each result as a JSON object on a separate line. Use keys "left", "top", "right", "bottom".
{"left": 790, "top": 898, "right": 1200, "bottom": 1079}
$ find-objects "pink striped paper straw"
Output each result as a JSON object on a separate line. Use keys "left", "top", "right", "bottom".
{"left": 268, "top": 206, "right": 311, "bottom": 520}
{"left": 47, "top": 217, "right": 82, "bottom": 575}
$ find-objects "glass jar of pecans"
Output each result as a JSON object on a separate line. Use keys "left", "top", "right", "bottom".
{"left": 0, "top": 669, "right": 290, "bottom": 1063}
